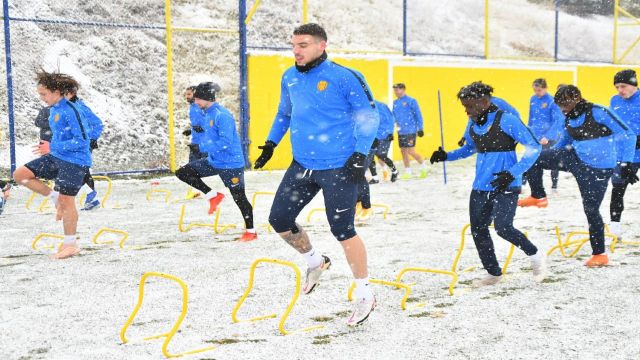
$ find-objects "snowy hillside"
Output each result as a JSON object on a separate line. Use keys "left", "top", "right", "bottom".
{"left": 0, "top": 0, "right": 637, "bottom": 172}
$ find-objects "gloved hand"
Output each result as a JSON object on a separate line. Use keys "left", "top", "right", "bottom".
{"left": 344, "top": 152, "right": 368, "bottom": 182}
{"left": 386, "top": 134, "right": 394, "bottom": 141}
{"left": 187, "top": 143, "right": 200, "bottom": 152}
{"left": 372, "top": 138, "right": 380, "bottom": 149}
{"left": 430, "top": 146, "right": 447, "bottom": 164}
{"left": 254, "top": 140, "right": 276, "bottom": 169}
{"left": 182, "top": 129, "right": 192, "bottom": 136}
{"left": 620, "top": 162, "right": 639, "bottom": 185}
{"left": 490, "top": 171, "right": 515, "bottom": 192}
{"left": 192, "top": 125, "right": 204, "bottom": 133}
{"left": 90, "top": 139, "right": 98, "bottom": 150}
{"left": 417, "top": 130, "right": 424, "bottom": 137}
{"left": 457, "top": 137, "right": 466, "bottom": 147}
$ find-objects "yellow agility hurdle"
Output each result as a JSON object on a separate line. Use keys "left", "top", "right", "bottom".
{"left": 92, "top": 228, "right": 129, "bottom": 249}
{"left": 395, "top": 223, "right": 516, "bottom": 297}
{"left": 177, "top": 204, "right": 237, "bottom": 234}
{"left": 146, "top": 188, "right": 172, "bottom": 203}
{"left": 347, "top": 278, "right": 417, "bottom": 310}
{"left": 78, "top": 176, "right": 113, "bottom": 208}
{"left": 547, "top": 226, "right": 618, "bottom": 257}
{"left": 231, "top": 258, "right": 324, "bottom": 335}
{"left": 371, "top": 204, "right": 391, "bottom": 219}
{"left": 606, "top": 224, "right": 640, "bottom": 253}
{"left": 31, "top": 233, "right": 64, "bottom": 251}
{"left": 119, "top": 272, "right": 217, "bottom": 358}
{"left": 251, "top": 192, "right": 275, "bottom": 233}
{"left": 25, "top": 181, "right": 53, "bottom": 210}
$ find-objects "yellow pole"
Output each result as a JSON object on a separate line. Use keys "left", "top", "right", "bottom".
{"left": 302, "top": 0, "right": 308, "bottom": 23}
{"left": 165, "top": 0, "right": 177, "bottom": 172}
{"left": 613, "top": 0, "right": 619, "bottom": 63}
{"left": 484, "top": 0, "right": 489, "bottom": 59}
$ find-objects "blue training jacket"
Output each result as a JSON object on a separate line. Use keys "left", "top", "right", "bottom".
{"left": 492, "top": 96, "right": 520, "bottom": 119}
{"left": 393, "top": 95, "right": 423, "bottom": 135}
{"left": 610, "top": 91, "right": 640, "bottom": 163}
{"left": 267, "top": 59, "right": 379, "bottom": 170}
{"left": 528, "top": 93, "right": 564, "bottom": 142}
{"left": 554, "top": 103, "right": 635, "bottom": 168}
{"left": 189, "top": 102, "right": 206, "bottom": 145}
{"left": 74, "top": 98, "right": 103, "bottom": 140}
{"left": 198, "top": 103, "right": 245, "bottom": 169}
{"left": 374, "top": 100, "right": 394, "bottom": 140}
{"left": 446, "top": 108, "right": 541, "bottom": 191}
{"left": 49, "top": 98, "right": 92, "bottom": 167}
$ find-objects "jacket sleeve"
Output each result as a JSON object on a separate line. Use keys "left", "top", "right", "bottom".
{"left": 382, "top": 104, "right": 395, "bottom": 138}
{"left": 595, "top": 107, "right": 636, "bottom": 162}
{"left": 84, "top": 106, "right": 104, "bottom": 140}
{"left": 501, "top": 115, "right": 541, "bottom": 177}
{"left": 447, "top": 121, "right": 477, "bottom": 160}
{"left": 50, "top": 108, "right": 90, "bottom": 153}
{"left": 267, "top": 76, "right": 292, "bottom": 145}
{"left": 343, "top": 71, "right": 379, "bottom": 155}
{"left": 412, "top": 98, "right": 424, "bottom": 131}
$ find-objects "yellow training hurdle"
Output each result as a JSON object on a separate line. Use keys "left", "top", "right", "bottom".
{"left": 119, "top": 272, "right": 217, "bottom": 358}
{"left": 147, "top": 188, "right": 172, "bottom": 203}
{"left": 77, "top": 175, "right": 113, "bottom": 208}
{"left": 177, "top": 204, "right": 236, "bottom": 234}
{"left": 547, "top": 226, "right": 618, "bottom": 258}
{"left": 347, "top": 278, "right": 418, "bottom": 310}
{"left": 92, "top": 228, "right": 130, "bottom": 249}
{"left": 251, "top": 191, "right": 275, "bottom": 232}
{"left": 231, "top": 258, "right": 324, "bottom": 335}
{"left": 31, "top": 233, "right": 64, "bottom": 251}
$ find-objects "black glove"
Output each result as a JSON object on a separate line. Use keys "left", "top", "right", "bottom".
{"left": 254, "top": 141, "right": 276, "bottom": 169}
{"left": 372, "top": 138, "right": 380, "bottom": 149}
{"left": 182, "top": 129, "right": 192, "bottom": 136}
{"left": 417, "top": 130, "right": 424, "bottom": 137}
{"left": 187, "top": 143, "right": 200, "bottom": 152}
{"left": 386, "top": 134, "right": 394, "bottom": 141}
{"left": 457, "top": 137, "right": 466, "bottom": 147}
{"left": 490, "top": 171, "right": 515, "bottom": 192}
{"left": 620, "top": 162, "right": 639, "bottom": 185}
{"left": 192, "top": 125, "right": 204, "bottom": 133}
{"left": 430, "top": 146, "right": 447, "bottom": 164}
{"left": 90, "top": 139, "right": 98, "bottom": 150}
{"left": 344, "top": 152, "right": 368, "bottom": 182}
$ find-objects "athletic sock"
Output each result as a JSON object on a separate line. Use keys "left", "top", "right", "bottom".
{"left": 48, "top": 190, "right": 59, "bottom": 204}
{"left": 371, "top": 175, "right": 379, "bottom": 181}
{"left": 246, "top": 228, "right": 256, "bottom": 233}
{"left": 354, "top": 277, "right": 374, "bottom": 300}
{"left": 302, "top": 248, "right": 323, "bottom": 269}
{"left": 80, "top": 183, "right": 93, "bottom": 194}
{"left": 63, "top": 235, "right": 77, "bottom": 245}
{"left": 204, "top": 191, "right": 221, "bottom": 200}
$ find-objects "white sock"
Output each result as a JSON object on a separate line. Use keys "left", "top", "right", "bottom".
{"left": 204, "top": 191, "right": 220, "bottom": 200}
{"left": 404, "top": 168, "right": 412, "bottom": 175}
{"left": 80, "top": 184, "right": 93, "bottom": 194}
{"left": 420, "top": 162, "right": 427, "bottom": 169}
{"left": 246, "top": 228, "right": 256, "bottom": 233}
{"left": 302, "top": 248, "right": 323, "bottom": 269}
{"left": 63, "top": 235, "right": 77, "bottom": 245}
{"left": 354, "top": 277, "right": 374, "bottom": 300}
{"left": 371, "top": 175, "right": 379, "bottom": 181}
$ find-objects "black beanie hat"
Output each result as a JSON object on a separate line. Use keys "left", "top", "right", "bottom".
{"left": 614, "top": 69, "right": 637, "bottom": 87}
{"left": 194, "top": 82, "right": 220, "bottom": 101}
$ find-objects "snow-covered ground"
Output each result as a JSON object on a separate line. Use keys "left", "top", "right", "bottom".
{"left": 2, "top": 161, "right": 640, "bottom": 359}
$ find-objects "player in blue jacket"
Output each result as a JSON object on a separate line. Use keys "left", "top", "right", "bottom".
{"left": 393, "top": 83, "right": 427, "bottom": 179}
{"left": 519, "top": 78, "right": 565, "bottom": 207}
{"left": 430, "top": 81, "right": 546, "bottom": 286}
{"left": 174, "top": 82, "right": 256, "bottom": 243}
{"left": 532, "top": 85, "right": 637, "bottom": 267}
{"left": 608, "top": 69, "right": 640, "bottom": 238}
{"left": 65, "top": 86, "right": 104, "bottom": 211}
{"left": 456, "top": 89, "right": 521, "bottom": 147}
{"left": 368, "top": 100, "right": 399, "bottom": 183}
{"left": 253, "top": 24, "right": 378, "bottom": 326}
{"left": 182, "top": 86, "right": 208, "bottom": 162}
{"left": 14, "top": 71, "right": 92, "bottom": 259}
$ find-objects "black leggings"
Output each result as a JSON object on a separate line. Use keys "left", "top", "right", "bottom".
{"left": 83, "top": 171, "right": 95, "bottom": 190}
{"left": 610, "top": 183, "right": 628, "bottom": 223}
{"left": 369, "top": 155, "right": 396, "bottom": 176}
{"left": 176, "top": 165, "right": 254, "bottom": 229}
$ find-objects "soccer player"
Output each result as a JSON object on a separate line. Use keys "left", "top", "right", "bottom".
{"left": 253, "top": 23, "right": 379, "bottom": 326}
{"left": 174, "top": 82, "right": 256, "bottom": 242}
{"left": 368, "top": 99, "right": 398, "bottom": 183}
{"left": 13, "top": 71, "right": 92, "bottom": 259}
{"left": 393, "top": 83, "right": 427, "bottom": 179}
{"left": 608, "top": 69, "right": 640, "bottom": 239}
{"left": 182, "top": 85, "right": 208, "bottom": 162}
{"left": 430, "top": 81, "right": 546, "bottom": 286}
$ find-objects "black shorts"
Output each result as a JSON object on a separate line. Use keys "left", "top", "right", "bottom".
{"left": 398, "top": 133, "right": 417, "bottom": 148}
